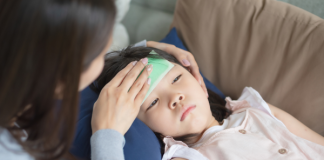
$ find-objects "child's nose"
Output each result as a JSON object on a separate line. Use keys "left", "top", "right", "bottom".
{"left": 169, "top": 94, "right": 185, "bottom": 109}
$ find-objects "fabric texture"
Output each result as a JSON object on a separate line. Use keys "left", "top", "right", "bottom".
{"left": 108, "top": 0, "right": 130, "bottom": 52}
{"left": 163, "top": 87, "right": 324, "bottom": 160}
{"left": 278, "top": 0, "right": 324, "bottom": 18}
{"left": 171, "top": 0, "right": 324, "bottom": 135}
{"left": 122, "top": 2, "right": 174, "bottom": 44}
{"left": 0, "top": 128, "right": 34, "bottom": 160}
{"left": 90, "top": 129, "right": 125, "bottom": 160}
{"left": 71, "top": 28, "right": 226, "bottom": 159}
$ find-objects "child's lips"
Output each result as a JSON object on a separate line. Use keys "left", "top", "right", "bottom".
{"left": 180, "top": 105, "right": 196, "bottom": 121}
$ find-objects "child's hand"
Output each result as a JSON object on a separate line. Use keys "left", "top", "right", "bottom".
{"left": 91, "top": 59, "right": 152, "bottom": 135}
{"left": 147, "top": 41, "right": 208, "bottom": 97}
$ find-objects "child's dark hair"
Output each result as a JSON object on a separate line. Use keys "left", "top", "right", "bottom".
{"left": 90, "top": 46, "right": 232, "bottom": 154}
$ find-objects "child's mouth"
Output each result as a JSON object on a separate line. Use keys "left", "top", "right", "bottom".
{"left": 180, "top": 105, "right": 196, "bottom": 121}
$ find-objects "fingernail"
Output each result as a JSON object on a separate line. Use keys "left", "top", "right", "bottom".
{"left": 199, "top": 79, "right": 202, "bottom": 85}
{"left": 182, "top": 59, "right": 190, "bottom": 66}
{"left": 147, "top": 78, "right": 151, "bottom": 85}
{"left": 141, "top": 58, "right": 148, "bottom": 65}
{"left": 146, "top": 64, "right": 153, "bottom": 72}
{"left": 132, "top": 61, "right": 137, "bottom": 66}
{"left": 206, "top": 92, "right": 209, "bottom": 97}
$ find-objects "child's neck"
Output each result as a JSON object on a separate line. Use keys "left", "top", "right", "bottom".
{"left": 193, "top": 117, "right": 220, "bottom": 144}
{"left": 207, "top": 116, "right": 220, "bottom": 129}
{"left": 201, "top": 116, "right": 221, "bottom": 136}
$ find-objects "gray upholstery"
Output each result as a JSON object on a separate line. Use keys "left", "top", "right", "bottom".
{"left": 279, "top": 0, "right": 324, "bottom": 18}
{"left": 122, "top": 0, "right": 176, "bottom": 44}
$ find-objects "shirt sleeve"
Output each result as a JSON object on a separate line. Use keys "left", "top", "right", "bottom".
{"left": 238, "top": 87, "right": 286, "bottom": 127}
{"left": 90, "top": 129, "right": 125, "bottom": 160}
{"left": 133, "top": 40, "right": 147, "bottom": 47}
{"left": 0, "top": 128, "right": 34, "bottom": 160}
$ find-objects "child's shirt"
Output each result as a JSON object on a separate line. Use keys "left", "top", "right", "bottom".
{"left": 162, "top": 87, "right": 324, "bottom": 160}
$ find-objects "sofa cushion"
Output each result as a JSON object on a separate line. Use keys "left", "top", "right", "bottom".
{"left": 122, "top": 3, "right": 174, "bottom": 44}
{"left": 278, "top": 0, "right": 324, "bottom": 18}
{"left": 132, "top": 0, "right": 176, "bottom": 13}
{"left": 171, "top": 0, "right": 324, "bottom": 135}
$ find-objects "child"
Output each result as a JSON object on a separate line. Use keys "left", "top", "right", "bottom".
{"left": 91, "top": 46, "right": 324, "bottom": 160}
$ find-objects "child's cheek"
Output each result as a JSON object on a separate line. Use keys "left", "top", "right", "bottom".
{"left": 147, "top": 110, "right": 178, "bottom": 136}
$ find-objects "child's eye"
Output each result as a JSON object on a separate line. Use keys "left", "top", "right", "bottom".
{"left": 147, "top": 98, "right": 159, "bottom": 111}
{"left": 172, "top": 74, "right": 182, "bottom": 84}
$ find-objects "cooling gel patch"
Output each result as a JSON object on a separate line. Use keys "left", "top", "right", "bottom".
{"left": 139, "top": 50, "right": 174, "bottom": 104}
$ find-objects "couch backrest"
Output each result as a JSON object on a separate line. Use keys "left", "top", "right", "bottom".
{"left": 278, "top": 0, "right": 324, "bottom": 18}
{"left": 132, "top": 0, "right": 176, "bottom": 14}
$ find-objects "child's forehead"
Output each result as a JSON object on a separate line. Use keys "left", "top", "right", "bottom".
{"left": 153, "top": 61, "right": 177, "bottom": 75}
{"left": 152, "top": 64, "right": 182, "bottom": 88}
{"left": 164, "top": 63, "right": 181, "bottom": 76}
{"left": 139, "top": 56, "right": 175, "bottom": 104}
{"left": 146, "top": 64, "right": 181, "bottom": 93}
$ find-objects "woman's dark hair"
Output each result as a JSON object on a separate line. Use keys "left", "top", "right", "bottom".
{"left": 91, "top": 46, "right": 232, "bottom": 155}
{"left": 0, "top": 0, "right": 116, "bottom": 159}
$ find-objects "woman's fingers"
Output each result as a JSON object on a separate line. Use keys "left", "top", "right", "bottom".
{"left": 128, "top": 64, "right": 153, "bottom": 99}
{"left": 197, "top": 74, "right": 208, "bottom": 97}
{"left": 147, "top": 41, "right": 191, "bottom": 66}
{"left": 186, "top": 55, "right": 208, "bottom": 97}
{"left": 91, "top": 59, "right": 152, "bottom": 136}
{"left": 134, "top": 77, "right": 151, "bottom": 106}
{"left": 167, "top": 46, "right": 192, "bottom": 67}
{"left": 119, "top": 58, "right": 149, "bottom": 91}
{"left": 147, "top": 41, "right": 208, "bottom": 97}
{"left": 108, "top": 61, "right": 137, "bottom": 87}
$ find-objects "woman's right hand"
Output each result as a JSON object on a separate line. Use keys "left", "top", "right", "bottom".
{"left": 91, "top": 58, "right": 152, "bottom": 135}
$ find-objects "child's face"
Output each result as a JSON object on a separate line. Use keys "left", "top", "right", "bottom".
{"left": 137, "top": 63, "right": 213, "bottom": 137}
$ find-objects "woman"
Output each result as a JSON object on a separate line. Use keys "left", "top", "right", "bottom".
{"left": 0, "top": 0, "right": 207, "bottom": 159}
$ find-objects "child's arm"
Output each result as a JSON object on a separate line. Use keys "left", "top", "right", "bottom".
{"left": 267, "top": 103, "right": 324, "bottom": 146}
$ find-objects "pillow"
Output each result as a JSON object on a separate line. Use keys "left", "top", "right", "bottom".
{"left": 108, "top": 0, "right": 131, "bottom": 52}
{"left": 171, "top": 0, "right": 324, "bottom": 135}
{"left": 70, "top": 28, "right": 226, "bottom": 159}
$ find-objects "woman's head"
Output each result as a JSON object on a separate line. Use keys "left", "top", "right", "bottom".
{"left": 92, "top": 47, "right": 231, "bottom": 146}
{"left": 0, "top": 0, "right": 115, "bottom": 158}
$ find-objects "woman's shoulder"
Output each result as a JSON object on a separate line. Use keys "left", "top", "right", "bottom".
{"left": 0, "top": 127, "right": 34, "bottom": 160}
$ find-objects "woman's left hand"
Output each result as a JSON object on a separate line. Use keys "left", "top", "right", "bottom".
{"left": 147, "top": 41, "right": 208, "bottom": 97}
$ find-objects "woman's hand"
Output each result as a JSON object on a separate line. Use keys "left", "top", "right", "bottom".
{"left": 91, "top": 58, "right": 152, "bottom": 135}
{"left": 147, "top": 41, "right": 208, "bottom": 97}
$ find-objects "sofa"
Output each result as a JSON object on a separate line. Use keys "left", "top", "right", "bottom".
{"left": 117, "top": 0, "right": 324, "bottom": 135}
{"left": 118, "top": 0, "right": 324, "bottom": 45}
